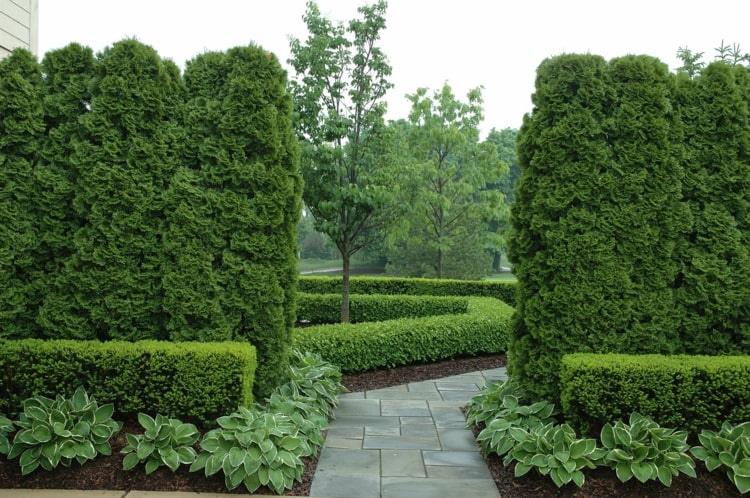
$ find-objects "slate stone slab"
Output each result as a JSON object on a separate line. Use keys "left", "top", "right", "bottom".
{"left": 423, "top": 450, "right": 486, "bottom": 467}
{"left": 381, "top": 449, "right": 426, "bottom": 477}
{"left": 381, "top": 477, "right": 500, "bottom": 498}
{"left": 310, "top": 473, "right": 381, "bottom": 498}
{"left": 363, "top": 435, "right": 441, "bottom": 450}
{"left": 381, "top": 400, "right": 430, "bottom": 416}
{"left": 438, "top": 428, "right": 480, "bottom": 451}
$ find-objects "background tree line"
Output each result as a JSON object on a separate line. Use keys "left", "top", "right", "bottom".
{"left": 290, "top": 1, "right": 517, "bottom": 321}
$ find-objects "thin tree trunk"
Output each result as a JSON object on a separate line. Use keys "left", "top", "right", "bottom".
{"left": 437, "top": 247, "right": 443, "bottom": 279}
{"left": 341, "top": 253, "right": 351, "bottom": 323}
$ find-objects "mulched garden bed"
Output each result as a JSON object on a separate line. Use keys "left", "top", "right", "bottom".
{"left": 0, "top": 419, "right": 318, "bottom": 495}
{"left": 468, "top": 423, "right": 740, "bottom": 498}
{"left": 341, "top": 353, "right": 506, "bottom": 392}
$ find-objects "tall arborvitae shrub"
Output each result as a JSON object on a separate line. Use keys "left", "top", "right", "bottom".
{"left": 65, "top": 40, "right": 183, "bottom": 341}
{"left": 675, "top": 62, "right": 750, "bottom": 354}
{"left": 173, "top": 46, "right": 301, "bottom": 397}
{"left": 0, "top": 50, "right": 44, "bottom": 338}
{"left": 35, "top": 43, "right": 96, "bottom": 337}
{"left": 509, "top": 55, "right": 686, "bottom": 400}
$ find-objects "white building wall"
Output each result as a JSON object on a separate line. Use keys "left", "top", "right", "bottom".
{"left": 0, "top": 0, "right": 38, "bottom": 59}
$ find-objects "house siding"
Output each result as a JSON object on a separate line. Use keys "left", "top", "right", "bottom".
{"left": 0, "top": 0, "right": 38, "bottom": 59}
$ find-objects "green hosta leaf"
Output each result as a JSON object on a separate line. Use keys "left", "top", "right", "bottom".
{"left": 162, "top": 448, "right": 180, "bottom": 471}
{"left": 631, "top": 461, "right": 653, "bottom": 483}
{"left": 137, "top": 441, "right": 155, "bottom": 459}
{"left": 138, "top": 413, "right": 156, "bottom": 432}
{"left": 32, "top": 425, "right": 52, "bottom": 443}
{"left": 189, "top": 452, "right": 210, "bottom": 472}
{"left": 735, "top": 474, "right": 750, "bottom": 494}
{"left": 571, "top": 470, "right": 585, "bottom": 487}
{"left": 720, "top": 451, "right": 735, "bottom": 467}
{"left": 94, "top": 405, "right": 114, "bottom": 424}
{"left": 656, "top": 465, "right": 672, "bottom": 486}
{"left": 514, "top": 462, "right": 532, "bottom": 477}
{"left": 615, "top": 462, "right": 633, "bottom": 482}
{"left": 123, "top": 452, "right": 140, "bottom": 471}
{"left": 601, "top": 424, "right": 615, "bottom": 449}
{"left": 145, "top": 457, "right": 160, "bottom": 475}
{"left": 706, "top": 455, "right": 722, "bottom": 471}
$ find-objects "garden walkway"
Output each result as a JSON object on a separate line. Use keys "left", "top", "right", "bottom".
{"left": 310, "top": 367, "right": 507, "bottom": 498}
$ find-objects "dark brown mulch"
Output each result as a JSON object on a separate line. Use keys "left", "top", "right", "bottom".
{"left": 468, "top": 423, "right": 740, "bottom": 498}
{"left": 0, "top": 419, "right": 318, "bottom": 495}
{"left": 341, "top": 353, "right": 506, "bottom": 392}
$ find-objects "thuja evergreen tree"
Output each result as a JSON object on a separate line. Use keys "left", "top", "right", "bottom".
{"left": 509, "top": 54, "right": 686, "bottom": 400}
{"left": 675, "top": 62, "right": 750, "bottom": 353}
{"left": 35, "top": 43, "right": 96, "bottom": 337}
{"left": 65, "top": 39, "right": 183, "bottom": 341}
{"left": 0, "top": 49, "right": 44, "bottom": 338}
{"left": 175, "top": 46, "right": 301, "bottom": 397}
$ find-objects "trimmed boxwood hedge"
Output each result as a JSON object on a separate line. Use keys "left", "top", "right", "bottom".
{"left": 293, "top": 297, "right": 513, "bottom": 372}
{"left": 560, "top": 353, "right": 750, "bottom": 435}
{"left": 0, "top": 339, "right": 256, "bottom": 424}
{"left": 298, "top": 276, "right": 516, "bottom": 306}
{"left": 296, "top": 293, "right": 468, "bottom": 324}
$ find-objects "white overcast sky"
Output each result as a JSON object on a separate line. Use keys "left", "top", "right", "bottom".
{"left": 39, "top": 0, "right": 749, "bottom": 135}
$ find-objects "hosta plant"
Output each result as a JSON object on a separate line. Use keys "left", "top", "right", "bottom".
{"left": 122, "top": 413, "right": 200, "bottom": 473}
{"left": 8, "top": 387, "right": 121, "bottom": 474}
{"left": 507, "top": 422, "right": 604, "bottom": 488}
{"left": 191, "top": 407, "right": 312, "bottom": 494}
{"left": 276, "top": 350, "right": 345, "bottom": 417}
{"left": 600, "top": 413, "right": 695, "bottom": 486}
{"left": 475, "top": 396, "right": 556, "bottom": 456}
{"left": 466, "top": 378, "right": 524, "bottom": 426}
{"left": 266, "top": 392, "right": 326, "bottom": 451}
{"left": 0, "top": 414, "right": 13, "bottom": 455}
{"left": 691, "top": 421, "right": 750, "bottom": 494}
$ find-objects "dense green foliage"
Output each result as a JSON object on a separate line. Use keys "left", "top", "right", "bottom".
{"left": 299, "top": 275, "right": 516, "bottom": 305}
{"left": 296, "top": 293, "right": 468, "bottom": 324}
{"left": 122, "top": 414, "right": 200, "bottom": 473}
{"left": 560, "top": 354, "right": 750, "bottom": 434}
{"left": 0, "top": 40, "right": 301, "bottom": 399}
{"left": 293, "top": 297, "right": 512, "bottom": 372}
{"left": 190, "top": 351, "right": 343, "bottom": 494}
{"left": 675, "top": 62, "right": 750, "bottom": 354}
{"left": 172, "top": 46, "right": 302, "bottom": 398}
{"left": 7, "top": 387, "right": 122, "bottom": 474}
{"left": 385, "top": 84, "right": 506, "bottom": 279}
{"left": 692, "top": 421, "right": 750, "bottom": 494}
{"left": 0, "top": 415, "right": 12, "bottom": 455}
{"left": 54, "top": 40, "right": 183, "bottom": 341}
{"left": 509, "top": 54, "right": 689, "bottom": 400}
{"left": 0, "top": 49, "right": 44, "bottom": 338}
{"left": 0, "top": 339, "right": 256, "bottom": 424}
{"left": 35, "top": 43, "right": 96, "bottom": 337}
{"left": 598, "top": 413, "right": 695, "bottom": 486}
{"left": 289, "top": 0, "right": 395, "bottom": 322}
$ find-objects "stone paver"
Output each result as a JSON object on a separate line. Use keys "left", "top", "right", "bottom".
{"left": 381, "top": 399, "right": 430, "bottom": 416}
{"left": 381, "top": 449, "right": 426, "bottom": 477}
{"left": 381, "top": 477, "right": 499, "bottom": 498}
{"left": 310, "top": 368, "right": 506, "bottom": 497}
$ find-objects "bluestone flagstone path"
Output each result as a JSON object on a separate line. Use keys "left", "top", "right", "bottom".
{"left": 310, "top": 367, "right": 508, "bottom": 498}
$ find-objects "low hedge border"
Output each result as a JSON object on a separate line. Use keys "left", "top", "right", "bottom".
{"left": 0, "top": 339, "right": 256, "bottom": 424}
{"left": 299, "top": 275, "right": 517, "bottom": 306}
{"left": 560, "top": 353, "right": 750, "bottom": 435}
{"left": 296, "top": 293, "right": 469, "bottom": 324}
{"left": 293, "top": 297, "right": 513, "bottom": 372}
